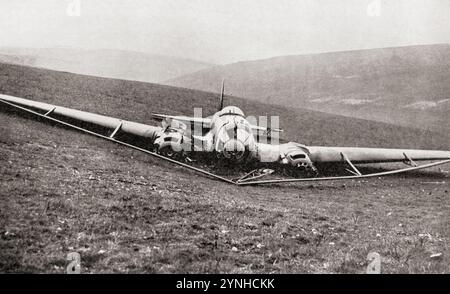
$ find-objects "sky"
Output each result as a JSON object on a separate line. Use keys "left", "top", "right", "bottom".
{"left": 0, "top": 0, "right": 449, "bottom": 64}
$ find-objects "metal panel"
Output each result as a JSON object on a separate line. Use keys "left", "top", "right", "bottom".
{"left": 0, "top": 94, "right": 161, "bottom": 139}
{"left": 308, "top": 146, "right": 450, "bottom": 163}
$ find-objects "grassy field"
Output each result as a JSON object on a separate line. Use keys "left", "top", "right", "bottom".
{"left": 0, "top": 63, "right": 449, "bottom": 273}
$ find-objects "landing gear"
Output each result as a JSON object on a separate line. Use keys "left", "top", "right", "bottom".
{"left": 297, "top": 162, "right": 319, "bottom": 177}
{"left": 281, "top": 162, "right": 319, "bottom": 178}
{"left": 279, "top": 163, "right": 319, "bottom": 178}
{"left": 157, "top": 145, "right": 190, "bottom": 162}
{"left": 158, "top": 145, "right": 177, "bottom": 158}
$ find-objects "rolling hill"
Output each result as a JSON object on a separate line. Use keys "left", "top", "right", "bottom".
{"left": 166, "top": 44, "right": 450, "bottom": 134}
{"left": 0, "top": 62, "right": 449, "bottom": 150}
{"left": 0, "top": 47, "right": 213, "bottom": 83}
{"left": 1, "top": 63, "right": 449, "bottom": 273}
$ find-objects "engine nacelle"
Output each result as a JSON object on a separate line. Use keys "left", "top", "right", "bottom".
{"left": 280, "top": 143, "right": 314, "bottom": 168}
{"left": 153, "top": 128, "right": 186, "bottom": 157}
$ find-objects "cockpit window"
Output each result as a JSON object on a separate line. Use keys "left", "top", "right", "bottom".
{"left": 223, "top": 120, "right": 251, "bottom": 132}
{"left": 219, "top": 106, "right": 245, "bottom": 117}
{"left": 219, "top": 112, "right": 244, "bottom": 117}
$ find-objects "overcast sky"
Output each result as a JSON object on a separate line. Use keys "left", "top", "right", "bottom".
{"left": 1, "top": 0, "right": 449, "bottom": 64}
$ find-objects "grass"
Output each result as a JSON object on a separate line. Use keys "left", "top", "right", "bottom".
{"left": 0, "top": 63, "right": 449, "bottom": 273}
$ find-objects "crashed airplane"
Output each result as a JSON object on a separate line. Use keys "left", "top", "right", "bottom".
{"left": 1, "top": 85, "right": 449, "bottom": 185}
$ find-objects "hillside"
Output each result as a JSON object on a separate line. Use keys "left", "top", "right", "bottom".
{"left": 0, "top": 63, "right": 449, "bottom": 150}
{"left": 1, "top": 63, "right": 449, "bottom": 274}
{"left": 167, "top": 44, "right": 450, "bottom": 133}
{"left": 0, "top": 47, "right": 213, "bottom": 83}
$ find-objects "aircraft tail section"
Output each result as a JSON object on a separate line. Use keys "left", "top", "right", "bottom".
{"left": 218, "top": 79, "right": 225, "bottom": 111}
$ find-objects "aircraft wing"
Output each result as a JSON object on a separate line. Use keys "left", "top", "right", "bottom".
{"left": 250, "top": 125, "right": 283, "bottom": 134}
{"left": 307, "top": 146, "right": 450, "bottom": 164}
{"left": 255, "top": 142, "right": 450, "bottom": 166}
{"left": 0, "top": 94, "right": 162, "bottom": 139}
{"left": 151, "top": 113, "right": 212, "bottom": 128}
{"left": 0, "top": 94, "right": 238, "bottom": 184}
{"left": 244, "top": 143, "right": 450, "bottom": 185}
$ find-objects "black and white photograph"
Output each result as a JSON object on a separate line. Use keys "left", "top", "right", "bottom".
{"left": 0, "top": 0, "right": 449, "bottom": 278}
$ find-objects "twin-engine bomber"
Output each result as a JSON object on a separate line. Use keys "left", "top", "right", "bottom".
{"left": 1, "top": 88, "right": 449, "bottom": 185}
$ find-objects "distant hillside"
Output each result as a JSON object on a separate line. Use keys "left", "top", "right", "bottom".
{"left": 1, "top": 62, "right": 449, "bottom": 150}
{"left": 167, "top": 44, "right": 450, "bottom": 134}
{"left": 0, "top": 47, "right": 213, "bottom": 83}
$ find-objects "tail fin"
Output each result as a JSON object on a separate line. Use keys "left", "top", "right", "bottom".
{"left": 218, "top": 79, "right": 225, "bottom": 111}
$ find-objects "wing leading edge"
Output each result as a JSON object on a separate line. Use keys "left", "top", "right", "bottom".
{"left": 307, "top": 146, "right": 450, "bottom": 164}
{"left": 0, "top": 94, "right": 162, "bottom": 139}
{"left": 151, "top": 113, "right": 212, "bottom": 128}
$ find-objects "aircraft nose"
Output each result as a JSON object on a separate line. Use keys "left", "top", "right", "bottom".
{"left": 223, "top": 139, "right": 246, "bottom": 161}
